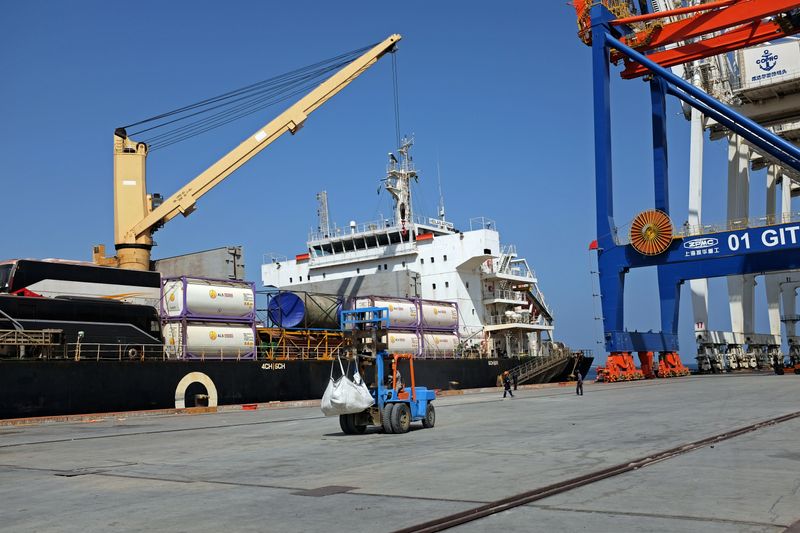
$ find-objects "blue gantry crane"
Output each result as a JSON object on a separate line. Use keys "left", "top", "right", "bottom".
{"left": 574, "top": 0, "right": 800, "bottom": 380}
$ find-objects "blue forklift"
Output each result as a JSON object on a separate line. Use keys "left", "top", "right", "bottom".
{"left": 339, "top": 308, "right": 436, "bottom": 435}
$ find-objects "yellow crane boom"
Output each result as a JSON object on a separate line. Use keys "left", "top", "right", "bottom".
{"left": 94, "top": 34, "right": 401, "bottom": 271}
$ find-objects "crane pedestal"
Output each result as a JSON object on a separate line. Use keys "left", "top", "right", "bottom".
{"left": 657, "top": 352, "right": 691, "bottom": 378}
{"left": 597, "top": 352, "right": 643, "bottom": 382}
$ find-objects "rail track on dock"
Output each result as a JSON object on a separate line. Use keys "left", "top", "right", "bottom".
{"left": 393, "top": 410, "right": 800, "bottom": 533}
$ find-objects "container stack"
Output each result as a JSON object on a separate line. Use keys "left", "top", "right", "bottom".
{"left": 352, "top": 296, "right": 460, "bottom": 358}
{"left": 161, "top": 276, "right": 256, "bottom": 360}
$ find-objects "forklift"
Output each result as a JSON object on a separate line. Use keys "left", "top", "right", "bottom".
{"left": 339, "top": 308, "right": 436, "bottom": 435}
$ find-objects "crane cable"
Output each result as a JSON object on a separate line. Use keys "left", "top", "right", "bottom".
{"left": 392, "top": 51, "right": 401, "bottom": 149}
{"left": 118, "top": 42, "right": 378, "bottom": 151}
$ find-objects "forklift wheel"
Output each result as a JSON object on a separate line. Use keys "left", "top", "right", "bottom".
{"left": 382, "top": 404, "right": 395, "bottom": 434}
{"left": 422, "top": 403, "right": 436, "bottom": 429}
{"left": 340, "top": 414, "right": 367, "bottom": 435}
{"left": 339, "top": 414, "right": 356, "bottom": 435}
{"left": 391, "top": 403, "right": 411, "bottom": 434}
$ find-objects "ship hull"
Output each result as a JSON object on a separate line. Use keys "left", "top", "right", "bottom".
{"left": 0, "top": 355, "right": 592, "bottom": 419}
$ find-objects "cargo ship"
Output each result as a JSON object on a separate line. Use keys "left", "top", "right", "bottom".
{"left": 0, "top": 141, "right": 589, "bottom": 420}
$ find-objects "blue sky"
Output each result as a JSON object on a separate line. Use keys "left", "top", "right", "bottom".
{"left": 0, "top": 1, "right": 780, "bottom": 362}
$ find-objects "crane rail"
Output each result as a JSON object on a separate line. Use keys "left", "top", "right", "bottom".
{"left": 392, "top": 410, "right": 800, "bottom": 533}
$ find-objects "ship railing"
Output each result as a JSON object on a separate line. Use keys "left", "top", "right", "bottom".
{"left": 308, "top": 242, "right": 418, "bottom": 266}
{"left": 307, "top": 214, "right": 441, "bottom": 243}
{"left": 14, "top": 343, "right": 171, "bottom": 361}
{"left": 613, "top": 211, "right": 800, "bottom": 245}
{"left": 483, "top": 290, "right": 527, "bottom": 303}
{"left": 469, "top": 217, "right": 497, "bottom": 231}
{"left": 1, "top": 342, "right": 348, "bottom": 362}
{"left": 257, "top": 344, "right": 346, "bottom": 361}
{"left": 486, "top": 314, "right": 548, "bottom": 326}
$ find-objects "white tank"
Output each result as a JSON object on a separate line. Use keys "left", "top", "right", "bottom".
{"left": 355, "top": 297, "right": 418, "bottom": 328}
{"left": 422, "top": 333, "right": 459, "bottom": 357}
{"left": 163, "top": 278, "right": 254, "bottom": 319}
{"left": 382, "top": 332, "right": 420, "bottom": 354}
{"left": 419, "top": 301, "right": 458, "bottom": 329}
{"left": 163, "top": 323, "right": 255, "bottom": 358}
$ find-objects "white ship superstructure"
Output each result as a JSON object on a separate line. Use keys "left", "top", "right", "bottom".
{"left": 261, "top": 139, "right": 555, "bottom": 357}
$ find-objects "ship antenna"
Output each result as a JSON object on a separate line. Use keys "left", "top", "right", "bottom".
{"left": 437, "top": 157, "right": 446, "bottom": 221}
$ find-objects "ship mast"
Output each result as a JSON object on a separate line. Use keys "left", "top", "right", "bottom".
{"left": 385, "top": 137, "right": 417, "bottom": 236}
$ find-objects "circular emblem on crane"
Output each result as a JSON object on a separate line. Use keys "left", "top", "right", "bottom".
{"left": 629, "top": 209, "right": 673, "bottom": 256}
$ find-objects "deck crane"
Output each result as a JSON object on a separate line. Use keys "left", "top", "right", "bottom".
{"left": 573, "top": 1, "right": 800, "bottom": 381}
{"left": 93, "top": 34, "right": 401, "bottom": 272}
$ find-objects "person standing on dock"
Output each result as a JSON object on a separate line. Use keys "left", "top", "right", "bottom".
{"left": 502, "top": 371, "right": 514, "bottom": 398}
{"left": 576, "top": 371, "right": 584, "bottom": 396}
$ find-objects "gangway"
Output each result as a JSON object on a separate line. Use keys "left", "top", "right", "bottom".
{"left": 508, "top": 352, "right": 571, "bottom": 385}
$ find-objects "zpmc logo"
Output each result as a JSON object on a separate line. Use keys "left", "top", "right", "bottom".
{"left": 756, "top": 49, "right": 778, "bottom": 72}
{"left": 209, "top": 289, "right": 217, "bottom": 299}
{"left": 683, "top": 237, "right": 718, "bottom": 250}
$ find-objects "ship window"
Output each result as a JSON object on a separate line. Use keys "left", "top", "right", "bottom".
{"left": 433, "top": 283, "right": 437, "bottom": 290}
{"left": 378, "top": 265, "right": 381, "bottom": 271}
{"left": 357, "top": 268, "right": 361, "bottom": 274}
{"left": 445, "top": 281, "right": 449, "bottom": 288}
{"left": 402, "top": 261, "right": 406, "bottom": 268}
{"left": 472, "top": 309, "right": 475, "bottom": 315}
{"left": 466, "top": 282, "right": 469, "bottom": 288}
{"left": 289, "top": 277, "right": 293, "bottom": 283}
{"left": 299, "top": 276, "right": 303, "bottom": 282}
{"left": 384, "top": 263, "right": 388, "bottom": 270}
{"left": 431, "top": 257, "right": 435, "bottom": 263}
{"left": 444, "top": 255, "right": 448, "bottom": 261}
{"left": 421, "top": 258, "right": 424, "bottom": 264}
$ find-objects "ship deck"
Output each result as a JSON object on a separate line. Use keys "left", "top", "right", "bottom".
{"left": 1, "top": 374, "right": 798, "bottom": 532}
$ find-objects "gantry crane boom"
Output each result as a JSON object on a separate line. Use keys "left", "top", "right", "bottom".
{"left": 96, "top": 34, "right": 401, "bottom": 271}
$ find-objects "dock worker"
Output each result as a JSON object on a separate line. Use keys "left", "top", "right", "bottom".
{"left": 576, "top": 370, "right": 584, "bottom": 396}
{"left": 502, "top": 371, "right": 514, "bottom": 398}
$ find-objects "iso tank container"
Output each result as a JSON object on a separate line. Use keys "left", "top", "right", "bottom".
{"left": 419, "top": 301, "right": 459, "bottom": 331}
{"left": 422, "top": 333, "right": 459, "bottom": 358}
{"left": 267, "top": 292, "right": 341, "bottom": 329}
{"left": 162, "top": 277, "right": 255, "bottom": 320}
{"left": 163, "top": 322, "right": 256, "bottom": 359}
{"left": 381, "top": 331, "right": 421, "bottom": 355}
{"left": 354, "top": 296, "right": 419, "bottom": 328}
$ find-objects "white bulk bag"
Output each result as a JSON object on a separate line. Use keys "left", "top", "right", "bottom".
{"left": 321, "top": 357, "right": 374, "bottom": 416}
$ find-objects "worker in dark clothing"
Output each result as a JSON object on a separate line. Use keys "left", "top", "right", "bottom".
{"left": 576, "top": 370, "right": 584, "bottom": 396}
{"left": 512, "top": 372, "right": 518, "bottom": 391}
{"left": 502, "top": 371, "right": 514, "bottom": 398}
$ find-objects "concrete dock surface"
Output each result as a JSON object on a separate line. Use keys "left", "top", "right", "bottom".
{"left": 1, "top": 374, "right": 798, "bottom": 532}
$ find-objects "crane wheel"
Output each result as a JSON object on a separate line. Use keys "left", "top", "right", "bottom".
{"left": 391, "top": 403, "right": 411, "bottom": 434}
{"left": 422, "top": 403, "right": 436, "bottom": 429}
{"left": 382, "top": 404, "right": 395, "bottom": 434}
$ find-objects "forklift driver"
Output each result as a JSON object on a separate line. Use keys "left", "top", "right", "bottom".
{"left": 387, "top": 357, "right": 404, "bottom": 392}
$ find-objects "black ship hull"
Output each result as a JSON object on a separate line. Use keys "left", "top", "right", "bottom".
{"left": 0, "top": 355, "right": 592, "bottom": 419}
